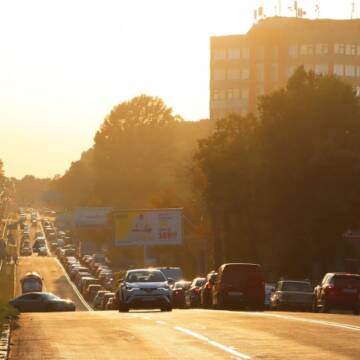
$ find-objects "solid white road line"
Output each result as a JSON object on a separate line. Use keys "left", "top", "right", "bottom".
{"left": 39, "top": 217, "right": 92, "bottom": 312}
{"left": 55, "top": 257, "right": 93, "bottom": 312}
{"left": 198, "top": 309, "right": 360, "bottom": 333}
{"left": 174, "top": 326, "right": 251, "bottom": 360}
{"left": 156, "top": 320, "right": 166, "bottom": 325}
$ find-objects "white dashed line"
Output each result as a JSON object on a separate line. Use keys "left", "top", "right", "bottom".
{"left": 156, "top": 320, "right": 166, "bottom": 325}
{"left": 174, "top": 326, "right": 251, "bottom": 360}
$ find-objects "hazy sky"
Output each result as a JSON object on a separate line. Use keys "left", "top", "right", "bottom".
{"left": 0, "top": 0, "right": 355, "bottom": 178}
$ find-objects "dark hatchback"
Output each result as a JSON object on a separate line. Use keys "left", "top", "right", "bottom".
{"left": 9, "top": 292, "right": 76, "bottom": 312}
{"left": 212, "top": 263, "right": 265, "bottom": 310}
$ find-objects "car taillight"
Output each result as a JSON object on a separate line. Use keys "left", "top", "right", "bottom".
{"left": 206, "top": 284, "right": 213, "bottom": 289}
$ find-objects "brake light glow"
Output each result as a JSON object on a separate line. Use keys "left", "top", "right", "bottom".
{"left": 206, "top": 284, "right": 213, "bottom": 289}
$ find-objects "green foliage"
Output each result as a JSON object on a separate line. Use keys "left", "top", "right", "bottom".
{"left": 0, "top": 301, "right": 18, "bottom": 323}
{"left": 195, "top": 68, "right": 360, "bottom": 278}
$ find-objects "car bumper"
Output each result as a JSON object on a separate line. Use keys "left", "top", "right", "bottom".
{"left": 124, "top": 293, "right": 172, "bottom": 308}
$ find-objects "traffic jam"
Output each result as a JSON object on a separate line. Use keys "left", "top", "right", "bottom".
{"left": 6, "top": 208, "right": 360, "bottom": 316}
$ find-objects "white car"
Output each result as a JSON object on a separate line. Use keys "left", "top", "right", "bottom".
{"left": 117, "top": 269, "right": 172, "bottom": 312}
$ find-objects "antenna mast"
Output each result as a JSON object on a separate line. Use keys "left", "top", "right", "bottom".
{"left": 315, "top": 0, "right": 320, "bottom": 18}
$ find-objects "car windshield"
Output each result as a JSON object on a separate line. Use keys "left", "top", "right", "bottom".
{"left": 195, "top": 279, "right": 205, "bottom": 286}
{"left": 281, "top": 282, "right": 312, "bottom": 292}
{"left": 126, "top": 270, "right": 166, "bottom": 283}
{"left": 333, "top": 275, "right": 360, "bottom": 286}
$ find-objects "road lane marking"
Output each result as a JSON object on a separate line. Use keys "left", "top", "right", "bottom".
{"left": 39, "top": 216, "right": 92, "bottom": 312}
{"left": 174, "top": 326, "right": 251, "bottom": 360}
{"left": 156, "top": 320, "right": 166, "bottom": 325}
{"left": 143, "top": 316, "right": 152, "bottom": 320}
{"left": 54, "top": 257, "right": 93, "bottom": 312}
{"left": 198, "top": 309, "right": 360, "bottom": 332}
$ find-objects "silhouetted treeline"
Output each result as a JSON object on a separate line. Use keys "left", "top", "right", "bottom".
{"left": 53, "top": 69, "right": 360, "bottom": 279}
{"left": 194, "top": 68, "right": 360, "bottom": 279}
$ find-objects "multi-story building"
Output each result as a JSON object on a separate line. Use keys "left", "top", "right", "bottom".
{"left": 210, "top": 17, "right": 360, "bottom": 120}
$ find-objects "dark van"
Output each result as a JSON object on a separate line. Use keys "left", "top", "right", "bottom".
{"left": 212, "top": 263, "right": 265, "bottom": 309}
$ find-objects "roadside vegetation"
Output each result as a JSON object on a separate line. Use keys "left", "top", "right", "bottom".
{"left": 18, "top": 67, "right": 360, "bottom": 279}
{"left": 0, "top": 264, "right": 18, "bottom": 324}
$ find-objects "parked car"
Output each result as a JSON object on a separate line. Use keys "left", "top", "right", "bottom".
{"left": 81, "top": 277, "right": 99, "bottom": 294}
{"left": 101, "top": 292, "right": 116, "bottom": 310}
{"left": 270, "top": 280, "right": 313, "bottom": 311}
{"left": 265, "top": 283, "right": 276, "bottom": 309}
{"left": 157, "top": 267, "right": 182, "bottom": 283}
{"left": 9, "top": 292, "right": 75, "bottom": 312}
{"left": 172, "top": 281, "right": 191, "bottom": 308}
{"left": 212, "top": 263, "right": 265, "bottom": 310}
{"left": 200, "top": 271, "right": 218, "bottom": 308}
{"left": 85, "top": 284, "right": 104, "bottom": 301}
{"left": 117, "top": 269, "right": 172, "bottom": 312}
{"left": 314, "top": 273, "right": 360, "bottom": 314}
{"left": 93, "top": 290, "right": 111, "bottom": 309}
{"left": 185, "top": 277, "right": 206, "bottom": 307}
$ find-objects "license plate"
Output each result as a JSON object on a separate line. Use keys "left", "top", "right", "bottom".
{"left": 228, "top": 291, "right": 243, "bottom": 296}
{"left": 343, "top": 289, "right": 357, "bottom": 294}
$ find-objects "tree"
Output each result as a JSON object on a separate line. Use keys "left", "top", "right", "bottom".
{"left": 92, "top": 95, "right": 182, "bottom": 207}
{"left": 194, "top": 68, "right": 360, "bottom": 278}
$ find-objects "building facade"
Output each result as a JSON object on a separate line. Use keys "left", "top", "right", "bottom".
{"left": 210, "top": 17, "right": 360, "bottom": 120}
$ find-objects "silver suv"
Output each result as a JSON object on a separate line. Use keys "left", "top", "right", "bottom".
{"left": 117, "top": 269, "right": 172, "bottom": 312}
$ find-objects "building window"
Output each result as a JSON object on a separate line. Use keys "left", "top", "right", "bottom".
{"left": 334, "top": 44, "right": 345, "bottom": 55}
{"left": 270, "top": 63, "right": 279, "bottom": 82}
{"left": 256, "top": 84, "right": 264, "bottom": 96}
{"left": 256, "top": 63, "right": 264, "bottom": 82}
{"left": 346, "top": 44, "right": 357, "bottom": 56}
{"left": 213, "top": 89, "right": 226, "bottom": 100}
{"left": 271, "top": 47, "right": 279, "bottom": 60}
{"left": 345, "top": 65, "right": 356, "bottom": 77}
{"left": 300, "top": 44, "right": 314, "bottom": 55}
{"left": 242, "top": 47, "right": 250, "bottom": 59}
{"left": 256, "top": 47, "right": 265, "bottom": 60}
{"left": 214, "top": 48, "right": 226, "bottom": 60}
{"left": 289, "top": 45, "right": 298, "bottom": 58}
{"left": 241, "top": 68, "right": 250, "bottom": 80}
{"left": 315, "top": 44, "right": 328, "bottom": 55}
{"left": 241, "top": 88, "right": 249, "bottom": 101}
{"left": 334, "top": 64, "right": 344, "bottom": 76}
{"left": 227, "top": 68, "right": 240, "bottom": 80}
{"left": 227, "top": 89, "right": 239, "bottom": 100}
{"left": 228, "top": 48, "right": 241, "bottom": 60}
{"left": 315, "top": 64, "right": 329, "bottom": 75}
{"left": 213, "top": 69, "right": 226, "bottom": 81}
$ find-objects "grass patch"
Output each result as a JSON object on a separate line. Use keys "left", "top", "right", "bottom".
{"left": 0, "top": 264, "right": 15, "bottom": 303}
{"left": 0, "top": 301, "right": 18, "bottom": 323}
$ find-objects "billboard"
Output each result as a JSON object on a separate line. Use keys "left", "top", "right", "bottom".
{"left": 114, "top": 209, "right": 182, "bottom": 247}
{"left": 74, "top": 207, "right": 112, "bottom": 228}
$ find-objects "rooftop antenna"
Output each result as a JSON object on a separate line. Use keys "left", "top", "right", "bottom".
{"left": 351, "top": 0, "right": 356, "bottom": 19}
{"left": 315, "top": 0, "right": 320, "bottom": 18}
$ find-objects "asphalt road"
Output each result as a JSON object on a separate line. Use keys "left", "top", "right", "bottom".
{"left": 9, "top": 218, "right": 360, "bottom": 359}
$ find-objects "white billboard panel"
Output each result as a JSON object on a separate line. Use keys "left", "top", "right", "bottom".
{"left": 114, "top": 209, "right": 182, "bottom": 246}
{"left": 74, "top": 207, "right": 112, "bottom": 227}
